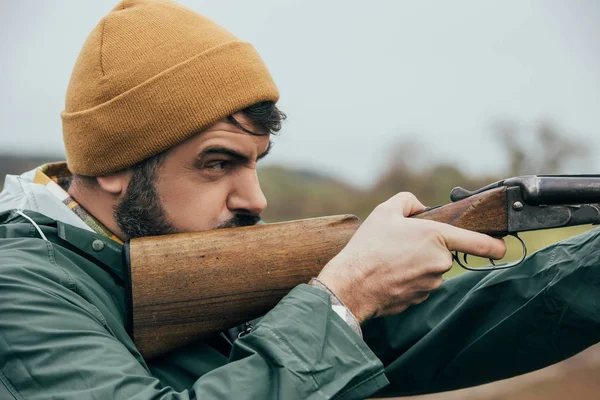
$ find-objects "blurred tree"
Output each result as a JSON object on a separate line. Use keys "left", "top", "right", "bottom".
{"left": 259, "top": 166, "right": 367, "bottom": 221}
{"left": 493, "top": 120, "right": 591, "bottom": 175}
{"left": 369, "top": 139, "right": 494, "bottom": 208}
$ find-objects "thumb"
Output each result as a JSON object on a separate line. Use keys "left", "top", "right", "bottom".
{"left": 386, "top": 192, "right": 427, "bottom": 217}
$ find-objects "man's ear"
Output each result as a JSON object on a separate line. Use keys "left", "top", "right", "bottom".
{"left": 96, "top": 169, "right": 132, "bottom": 196}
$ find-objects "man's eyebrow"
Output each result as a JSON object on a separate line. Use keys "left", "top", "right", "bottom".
{"left": 199, "top": 141, "right": 273, "bottom": 163}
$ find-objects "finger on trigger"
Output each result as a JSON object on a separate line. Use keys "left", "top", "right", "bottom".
{"left": 441, "top": 225, "right": 507, "bottom": 259}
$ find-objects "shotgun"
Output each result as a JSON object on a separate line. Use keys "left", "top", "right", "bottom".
{"left": 124, "top": 175, "right": 600, "bottom": 358}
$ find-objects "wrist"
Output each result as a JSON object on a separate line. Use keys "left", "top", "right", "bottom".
{"left": 317, "top": 257, "right": 375, "bottom": 324}
{"left": 308, "top": 278, "right": 363, "bottom": 338}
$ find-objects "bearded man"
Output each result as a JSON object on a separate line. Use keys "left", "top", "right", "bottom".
{"left": 1, "top": 1, "right": 599, "bottom": 399}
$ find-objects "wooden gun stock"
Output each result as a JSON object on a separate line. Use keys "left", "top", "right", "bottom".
{"left": 126, "top": 187, "right": 509, "bottom": 358}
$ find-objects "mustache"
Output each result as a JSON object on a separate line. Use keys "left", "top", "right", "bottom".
{"left": 215, "top": 214, "right": 262, "bottom": 229}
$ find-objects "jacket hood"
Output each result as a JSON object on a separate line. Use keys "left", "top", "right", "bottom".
{"left": 0, "top": 168, "right": 92, "bottom": 232}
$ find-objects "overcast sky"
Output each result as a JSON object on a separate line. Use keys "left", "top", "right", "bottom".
{"left": 1, "top": 0, "right": 599, "bottom": 186}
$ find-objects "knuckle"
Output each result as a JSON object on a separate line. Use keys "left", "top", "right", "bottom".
{"left": 443, "top": 252, "right": 454, "bottom": 269}
{"left": 422, "top": 275, "right": 443, "bottom": 291}
{"left": 428, "top": 251, "right": 453, "bottom": 274}
{"left": 399, "top": 191, "right": 417, "bottom": 204}
{"left": 375, "top": 191, "right": 419, "bottom": 217}
{"left": 431, "top": 262, "right": 451, "bottom": 276}
{"left": 390, "top": 191, "right": 416, "bottom": 206}
{"left": 412, "top": 293, "right": 430, "bottom": 305}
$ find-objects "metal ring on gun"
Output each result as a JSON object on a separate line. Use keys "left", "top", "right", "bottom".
{"left": 453, "top": 233, "right": 527, "bottom": 272}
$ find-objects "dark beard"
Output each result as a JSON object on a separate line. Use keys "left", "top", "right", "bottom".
{"left": 114, "top": 163, "right": 262, "bottom": 239}
{"left": 114, "top": 164, "right": 176, "bottom": 239}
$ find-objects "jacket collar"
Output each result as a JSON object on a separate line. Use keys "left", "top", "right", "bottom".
{"left": 0, "top": 209, "right": 125, "bottom": 284}
{"left": 0, "top": 167, "right": 92, "bottom": 232}
{"left": 0, "top": 164, "right": 122, "bottom": 243}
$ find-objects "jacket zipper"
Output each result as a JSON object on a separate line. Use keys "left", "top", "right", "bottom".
{"left": 237, "top": 321, "right": 254, "bottom": 339}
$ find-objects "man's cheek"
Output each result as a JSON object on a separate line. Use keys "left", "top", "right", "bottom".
{"left": 168, "top": 201, "right": 227, "bottom": 233}
{"left": 162, "top": 179, "right": 230, "bottom": 230}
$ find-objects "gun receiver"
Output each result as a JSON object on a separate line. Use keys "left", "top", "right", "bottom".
{"left": 125, "top": 175, "right": 600, "bottom": 358}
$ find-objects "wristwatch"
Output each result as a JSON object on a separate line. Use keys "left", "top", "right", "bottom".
{"left": 308, "top": 278, "right": 362, "bottom": 338}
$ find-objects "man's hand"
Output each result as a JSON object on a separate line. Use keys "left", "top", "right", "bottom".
{"left": 317, "top": 192, "right": 507, "bottom": 323}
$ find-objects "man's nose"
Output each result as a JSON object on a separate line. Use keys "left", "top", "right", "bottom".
{"left": 227, "top": 170, "right": 267, "bottom": 216}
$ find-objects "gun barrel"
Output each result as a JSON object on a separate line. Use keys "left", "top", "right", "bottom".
{"left": 505, "top": 175, "right": 600, "bottom": 206}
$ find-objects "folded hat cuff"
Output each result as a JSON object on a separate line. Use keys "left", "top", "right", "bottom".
{"left": 62, "top": 41, "right": 279, "bottom": 176}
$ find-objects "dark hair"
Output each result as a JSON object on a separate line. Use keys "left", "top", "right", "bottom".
{"left": 228, "top": 100, "right": 286, "bottom": 136}
{"left": 69, "top": 101, "right": 286, "bottom": 190}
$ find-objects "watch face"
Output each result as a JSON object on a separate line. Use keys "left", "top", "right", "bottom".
{"left": 309, "top": 278, "right": 361, "bottom": 336}
{"left": 332, "top": 304, "right": 348, "bottom": 320}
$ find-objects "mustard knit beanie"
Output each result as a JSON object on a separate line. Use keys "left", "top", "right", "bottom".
{"left": 61, "top": 0, "right": 279, "bottom": 176}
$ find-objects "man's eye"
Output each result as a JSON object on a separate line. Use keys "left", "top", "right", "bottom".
{"left": 205, "top": 160, "right": 230, "bottom": 171}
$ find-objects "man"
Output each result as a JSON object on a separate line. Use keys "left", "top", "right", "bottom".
{"left": 0, "top": 1, "right": 598, "bottom": 399}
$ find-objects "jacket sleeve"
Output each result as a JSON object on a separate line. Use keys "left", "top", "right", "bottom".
{"left": 0, "top": 257, "right": 387, "bottom": 400}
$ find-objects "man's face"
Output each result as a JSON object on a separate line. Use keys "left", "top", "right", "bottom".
{"left": 114, "top": 112, "right": 270, "bottom": 238}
